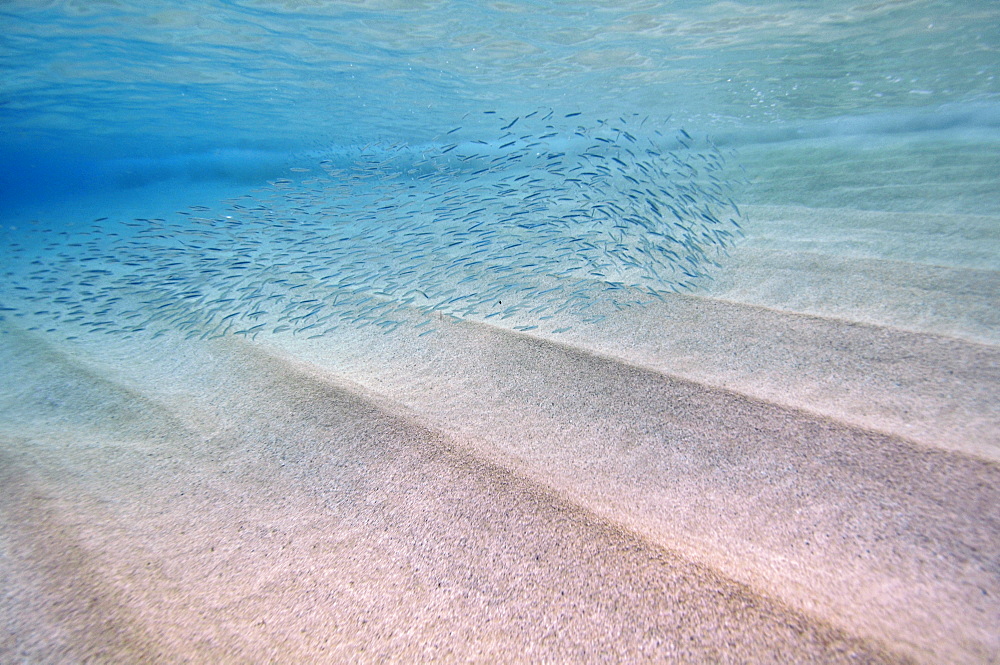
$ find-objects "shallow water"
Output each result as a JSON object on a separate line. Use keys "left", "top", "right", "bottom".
{"left": 3, "top": 1, "right": 998, "bottom": 185}
{"left": 1, "top": 2, "right": 999, "bottom": 663}
{"left": 2, "top": 0, "right": 998, "bottom": 340}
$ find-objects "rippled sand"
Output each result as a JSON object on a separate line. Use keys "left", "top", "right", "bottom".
{"left": 2, "top": 135, "right": 998, "bottom": 663}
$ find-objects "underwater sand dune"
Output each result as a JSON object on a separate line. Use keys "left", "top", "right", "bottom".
{"left": 1, "top": 132, "right": 998, "bottom": 663}
{"left": 707, "top": 204, "right": 1000, "bottom": 345}
{"left": 256, "top": 298, "right": 998, "bottom": 663}
{"left": 2, "top": 265, "right": 998, "bottom": 663}
{"left": 1, "top": 325, "right": 909, "bottom": 664}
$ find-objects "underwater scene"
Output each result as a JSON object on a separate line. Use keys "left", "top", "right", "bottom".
{"left": 1, "top": 1, "right": 998, "bottom": 662}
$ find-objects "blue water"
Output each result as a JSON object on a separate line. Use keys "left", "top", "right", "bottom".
{"left": 3, "top": 5, "right": 999, "bottom": 661}
{"left": 1, "top": 1, "right": 998, "bottom": 340}
{"left": 3, "top": 1, "right": 997, "bottom": 201}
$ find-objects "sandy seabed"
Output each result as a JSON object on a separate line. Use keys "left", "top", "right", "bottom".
{"left": 2, "top": 140, "right": 999, "bottom": 663}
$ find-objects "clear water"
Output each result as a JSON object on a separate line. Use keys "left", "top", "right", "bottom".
{"left": 3, "top": 5, "right": 999, "bottom": 661}
{"left": 3, "top": 1, "right": 997, "bottom": 191}
{"left": 1, "top": 0, "right": 998, "bottom": 339}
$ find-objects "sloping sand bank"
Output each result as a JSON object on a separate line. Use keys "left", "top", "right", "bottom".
{"left": 0, "top": 324, "right": 915, "bottom": 664}
{"left": 2, "top": 137, "right": 998, "bottom": 663}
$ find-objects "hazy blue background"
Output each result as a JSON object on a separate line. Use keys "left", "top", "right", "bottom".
{"left": 2, "top": 0, "right": 998, "bottom": 208}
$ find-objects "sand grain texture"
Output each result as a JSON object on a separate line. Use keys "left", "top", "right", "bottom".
{"left": 2, "top": 136, "right": 998, "bottom": 663}
{"left": 0, "top": 327, "right": 909, "bottom": 664}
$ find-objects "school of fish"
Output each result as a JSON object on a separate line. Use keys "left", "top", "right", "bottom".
{"left": 1, "top": 110, "right": 747, "bottom": 341}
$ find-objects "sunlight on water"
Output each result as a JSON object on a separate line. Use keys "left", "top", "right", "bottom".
{"left": 2, "top": 1, "right": 997, "bottom": 157}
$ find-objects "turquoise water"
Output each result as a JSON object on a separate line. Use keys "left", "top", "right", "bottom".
{"left": 3, "top": 1, "right": 997, "bottom": 193}
{"left": 1, "top": 1, "right": 998, "bottom": 338}
{"left": 2, "top": 5, "right": 999, "bottom": 661}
